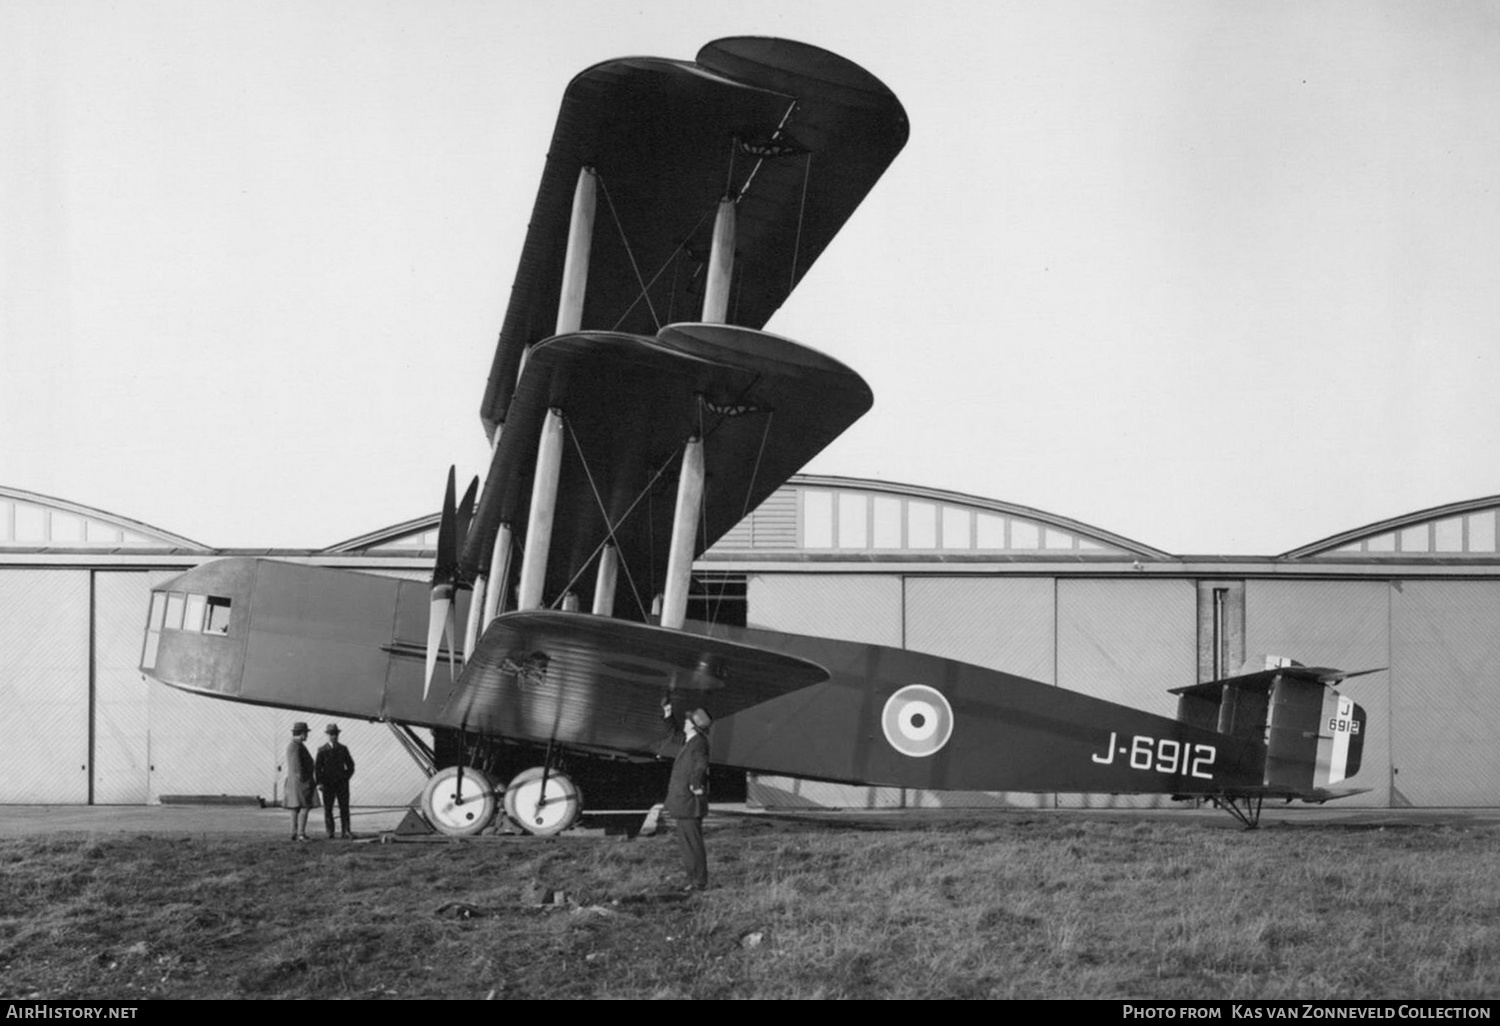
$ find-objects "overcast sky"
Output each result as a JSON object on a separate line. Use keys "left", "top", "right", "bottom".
{"left": 4, "top": 0, "right": 1499, "bottom": 556}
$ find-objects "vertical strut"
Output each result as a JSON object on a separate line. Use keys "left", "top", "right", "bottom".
{"left": 463, "top": 577, "right": 486, "bottom": 660}
{"left": 701, "top": 196, "right": 736, "bottom": 324}
{"left": 556, "top": 167, "right": 597, "bottom": 335}
{"left": 518, "top": 409, "right": 565, "bottom": 611}
{"left": 482, "top": 522, "right": 513, "bottom": 625}
{"left": 592, "top": 543, "right": 619, "bottom": 616}
{"left": 660, "top": 436, "right": 705, "bottom": 630}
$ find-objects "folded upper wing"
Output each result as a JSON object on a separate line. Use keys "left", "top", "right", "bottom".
{"left": 480, "top": 37, "right": 909, "bottom": 435}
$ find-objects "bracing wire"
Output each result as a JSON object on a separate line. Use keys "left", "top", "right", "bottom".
{"left": 608, "top": 203, "right": 714, "bottom": 333}
{"left": 596, "top": 173, "right": 661, "bottom": 332}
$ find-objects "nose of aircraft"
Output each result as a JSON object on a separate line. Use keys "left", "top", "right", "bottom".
{"left": 140, "top": 557, "right": 258, "bottom": 697}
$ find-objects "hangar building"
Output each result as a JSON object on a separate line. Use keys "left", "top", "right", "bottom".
{"left": 3, "top": 477, "right": 1498, "bottom": 810}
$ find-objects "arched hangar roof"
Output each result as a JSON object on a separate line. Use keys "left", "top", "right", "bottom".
{"left": 0, "top": 486, "right": 208, "bottom": 551}
{"left": 325, "top": 474, "right": 1171, "bottom": 562}
{"left": 1282, "top": 495, "right": 1500, "bottom": 561}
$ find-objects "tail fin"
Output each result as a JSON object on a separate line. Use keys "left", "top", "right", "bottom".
{"left": 1171, "top": 656, "right": 1373, "bottom": 793}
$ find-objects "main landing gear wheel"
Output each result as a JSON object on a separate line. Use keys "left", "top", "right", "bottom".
{"left": 504, "top": 767, "right": 581, "bottom": 836}
{"left": 421, "top": 766, "right": 497, "bottom": 837}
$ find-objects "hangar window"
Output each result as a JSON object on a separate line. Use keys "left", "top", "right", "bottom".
{"left": 789, "top": 485, "right": 1130, "bottom": 556}
{"left": 1471, "top": 512, "right": 1497, "bottom": 552}
{"left": 1399, "top": 525, "right": 1430, "bottom": 553}
{"left": 907, "top": 502, "right": 937, "bottom": 549}
{"left": 1435, "top": 517, "right": 1463, "bottom": 552}
{"left": 976, "top": 513, "right": 1005, "bottom": 549}
{"left": 802, "top": 490, "right": 834, "bottom": 548}
{"left": 872, "top": 496, "right": 902, "bottom": 548}
{"left": 838, "top": 494, "right": 868, "bottom": 548}
{"left": 941, "top": 507, "right": 970, "bottom": 549}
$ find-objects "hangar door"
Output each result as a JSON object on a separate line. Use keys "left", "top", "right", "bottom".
{"left": 0, "top": 569, "right": 90, "bottom": 802}
{"left": 746, "top": 573, "right": 904, "bottom": 808}
{"left": 1055, "top": 578, "right": 1197, "bottom": 809}
{"left": 1390, "top": 581, "right": 1500, "bottom": 806}
{"left": 94, "top": 571, "right": 176, "bottom": 803}
{"left": 1245, "top": 580, "right": 1390, "bottom": 807}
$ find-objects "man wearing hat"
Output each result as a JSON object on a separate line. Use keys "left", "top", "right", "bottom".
{"left": 315, "top": 723, "right": 357, "bottom": 839}
{"left": 283, "top": 722, "right": 316, "bottom": 841}
{"left": 663, "top": 705, "right": 713, "bottom": 891}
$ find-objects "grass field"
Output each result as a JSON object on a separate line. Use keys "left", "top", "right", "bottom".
{"left": 1, "top": 810, "right": 1497, "bottom": 1000}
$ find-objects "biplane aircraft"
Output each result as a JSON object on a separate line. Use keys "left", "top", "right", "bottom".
{"left": 139, "top": 37, "right": 1372, "bottom": 831}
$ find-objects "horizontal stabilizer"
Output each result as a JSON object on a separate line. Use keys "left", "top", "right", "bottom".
{"left": 1170, "top": 664, "right": 1384, "bottom": 698}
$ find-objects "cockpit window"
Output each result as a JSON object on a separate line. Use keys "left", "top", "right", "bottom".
{"left": 164, "top": 592, "right": 186, "bottom": 630}
{"left": 205, "top": 596, "right": 232, "bottom": 635}
{"left": 183, "top": 594, "right": 206, "bottom": 633}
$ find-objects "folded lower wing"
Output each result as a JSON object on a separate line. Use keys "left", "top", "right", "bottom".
{"left": 441, "top": 609, "right": 829, "bottom": 755}
{"left": 463, "top": 322, "right": 872, "bottom": 618}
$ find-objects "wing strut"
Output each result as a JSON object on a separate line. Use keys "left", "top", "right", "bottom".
{"left": 516, "top": 409, "right": 565, "bottom": 610}
{"left": 660, "top": 435, "right": 705, "bottom": 629}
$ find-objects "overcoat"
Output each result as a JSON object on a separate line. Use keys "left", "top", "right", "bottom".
{"left": 665, "top": 732, "right": 709, "bottom": 819}
{"left": 283, "top": 740, "right": 317, "bottom": 808}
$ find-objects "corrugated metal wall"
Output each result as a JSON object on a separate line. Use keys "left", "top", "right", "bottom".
{"left": 0, "top": 570, "right": 90, "bottom": 802}
{"left": 1245, "top": 580, "right": 1390, "bottom": 807}
{"left": 746, "top": 573, "right": 905, "bottom": 808}
{"left": 1054, "top": 578, "right": 1197, "bottom": 808}
{"left": 1389, "top": 581, "right": 1500, "bottom": 806}
{"left": 904, "top": 576, "right": 1056, "bottom": 808}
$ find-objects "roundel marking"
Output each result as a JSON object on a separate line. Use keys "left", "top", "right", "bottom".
{"left": 882, "top": 684, "right": 954, "bottom": 758}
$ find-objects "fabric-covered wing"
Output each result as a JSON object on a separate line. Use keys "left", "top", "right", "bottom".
{"left": 464, "top": 322, "right": 872, "bottom": 617}
{"left": 480, "top": 37, "right": 908, "bottom": 434}
{"left": 443, "top": 609, "right": 829, "bottom": 755}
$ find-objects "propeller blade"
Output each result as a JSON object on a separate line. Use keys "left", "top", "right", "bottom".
{"left": 424, "top": 467, "right": 460, "bottom": 702}
{"left": 454, "top": 475, "right": 479, "bottom": 584}
{"left": 423, "top": 588, "right": 452, "bottom": 701}
{"left": 433, "top": 466, "right": 460, "bottom": 588}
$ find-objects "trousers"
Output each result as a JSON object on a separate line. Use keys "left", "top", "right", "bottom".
{"left": 322, "top": 781, "right": 351, "bottom": 835}
{"left": 675, "top": 816, "right": 707, "bottom": 889}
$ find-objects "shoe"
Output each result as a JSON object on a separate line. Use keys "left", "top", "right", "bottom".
{"left": 297, "top": 834, "right": 311, "bottom": 842}
{"left": 326, "top": 832, "right": 335, "bottom": 839}
{"left": 340, "top": 832, "right": 356, "bottom": 840}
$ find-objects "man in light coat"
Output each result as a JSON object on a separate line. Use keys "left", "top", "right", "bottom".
{"left": 283, "top": 722, "right": 316, "bottom": 842}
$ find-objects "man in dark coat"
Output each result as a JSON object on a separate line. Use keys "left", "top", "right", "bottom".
{"left": 664, "top": 706, "right": 712, "bottom": 891}
{"left": 314, "top": 723, "right": 356, "bottom": 839}
{"left": 283, "top": 722, "right": 316, "bottom": 842}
